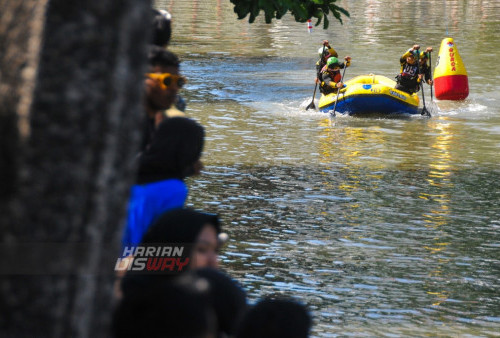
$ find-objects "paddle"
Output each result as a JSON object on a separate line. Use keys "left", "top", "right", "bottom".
{"left": 330, "top": 62, "right": 348, "bottom": 117}
{"left": 306, "top": 45, "right": 326, "bottom": 110}
{"left": 305, "top": 82, "right": 319, "bottom": 110}
{"left": 429, "top": 51, "right": 434, "bottom": 100}
{"left": 425, "top": 51, "right": 440, "bottom": 116}
{"left": 415, "top": 50, "right": 430, "bottom": 117}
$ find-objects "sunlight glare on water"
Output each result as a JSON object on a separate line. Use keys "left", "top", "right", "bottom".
{"left": 156, "top": 0, "right": 500, "bottom": 336}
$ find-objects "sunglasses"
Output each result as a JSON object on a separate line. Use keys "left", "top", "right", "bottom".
{"left": 146, "top": 73, "right": 187, "bottom": 89}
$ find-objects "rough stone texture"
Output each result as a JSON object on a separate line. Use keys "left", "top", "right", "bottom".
{"left": 0, "top": 0, "right": 43, "bottom": 203}
{"left": 0, "top": 0, "right": 152, "bottom": 336}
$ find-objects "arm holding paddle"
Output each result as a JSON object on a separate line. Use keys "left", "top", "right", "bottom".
{"left": 414, "top": 47, "right": 431, "bottom": 117}
{"left": 329, "top": 56, "right": 350, "bottom": 117}
{"left": 329, "top": 67, "right": 348, "bottom": 117}
{"left": 343, "top": 55, "right": 351, "bottom": 67}
{"left": 315, "top": 40, "right": 338, "bottom": 78}
{"left": 422, "top": 47, "right": 434, "bottom": 85}
{"left": 401, "top": 45, "right": 420, "bottom": 63}
{"left": 322, "top": 40, "right": 338, "bottom": 58}
{"left": 332, "top": 56, "right": 351, "bottom": 89}
{"left": 320, "top": 56, "right": 350, "bottom": 92}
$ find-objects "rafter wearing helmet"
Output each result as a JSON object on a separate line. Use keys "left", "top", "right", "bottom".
{"left": 319, "top": 55, "right": 351, "bottom": 94}
{"left": 315, "top": 40, "right": 338, "bottom": 80}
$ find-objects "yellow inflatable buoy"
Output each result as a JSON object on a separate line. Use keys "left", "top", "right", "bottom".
{"left": 433, "top": 37, "right": 469, "bottom": 100}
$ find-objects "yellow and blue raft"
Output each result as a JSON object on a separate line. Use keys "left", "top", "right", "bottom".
{"left": 319, "top": 74, "right": 420, "bottom": 116}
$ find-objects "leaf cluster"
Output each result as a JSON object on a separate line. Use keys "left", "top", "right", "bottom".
{"left": 230, "top": 0, "right": 350, "bottom": 29}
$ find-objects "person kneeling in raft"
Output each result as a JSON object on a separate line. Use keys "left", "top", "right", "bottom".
{"left": 418, "top": 47, "right": 434, "bottom": 87}
{"left": 315, "top": 40, "right": 339, "bottom": 80}
{"left": 319, "top": 56, "right": 351, "bottom": 95}
{"left": 395, "top": 45, "right": 432, "bottom": 94}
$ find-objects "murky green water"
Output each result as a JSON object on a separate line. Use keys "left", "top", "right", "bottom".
{"left": 157, "top": 0, "right": 499, "bottom": 336}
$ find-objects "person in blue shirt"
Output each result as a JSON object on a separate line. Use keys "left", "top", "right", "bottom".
{"left": 122, "top": 116, "right": 205, "bottom": 248}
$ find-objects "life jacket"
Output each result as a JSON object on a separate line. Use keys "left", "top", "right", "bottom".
{"left": 320, "top": 65, "right": 342, "bottom": 81}
{"left": 331, "top": 71, "right": 342, "bottom": 83}
{"left": 320, "top": 69, "right": 342, "bottom": 94}
{"left": 396, "top": 61, "right": 420, "bottom": 90}
{"left": 399, "top": 62, "right": 418, "bottom": 79}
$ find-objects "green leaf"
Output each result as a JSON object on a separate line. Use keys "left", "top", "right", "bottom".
{"left": 313, "top": 8, "right": 323, "bottom": 19}
{"left": 259, "top": 0, "right": 274, "bottom": 23}
{"left": 321, "top": 3, "right": 329, "bottom": 15}
{"left": 314, "top": 15, "right": 323, "bottom": 27}
{"left": 228, "top": 0, "right": 349, "bottom": 28}
{"left": 231, "top": 1, "right": 251, "bottom": 19}
{"left": 275, "top": 0, "right": 289, "bottom": 19}
{"left": 291, "top": 3, "right": 308, "bottom": 20}
{"left": 250, "top": 0, "right": 260, "bottom": 21}
{"left": 330, "top": 4, "right": 350, "bottom": 17}
{"left": 329, "top": 4, "right": 343, "bottom": 24}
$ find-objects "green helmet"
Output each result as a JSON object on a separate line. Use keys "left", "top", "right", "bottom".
{"left": 326, "top": 56, "right": 340, "bottom": 68}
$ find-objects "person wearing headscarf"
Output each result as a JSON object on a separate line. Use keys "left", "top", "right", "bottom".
{"left": 236, "top": 296, "right": 312, "bottom": 338}
{"left": 151, "top": 9, "right": 172, "bottom": 48}
{"left": 119, "top": 208, "right": 224, "bottom": 297}
{"left": 122, "top": 118, "right": 205, "bottom": 249}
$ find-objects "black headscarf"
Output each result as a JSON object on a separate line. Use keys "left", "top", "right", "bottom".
{"left": 121, "top": 208, "right": 221, "bottom": 296}
{"left": 141, "top": 207, "right": 220, "bottom": 245}
{"left": 151, "top": 9, "right": 172, "bottom": 47}
{"left": 137, "top": 117, "right": 205, "bottom": 184}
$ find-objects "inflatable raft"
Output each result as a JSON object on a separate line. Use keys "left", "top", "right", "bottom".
{"left": 318, "top": 74, "right": 420, "bottom": 116}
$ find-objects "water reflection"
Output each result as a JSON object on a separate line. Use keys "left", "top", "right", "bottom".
{"left": 420, "top": 121, "right": 454, "bottom": 307}
{"left": 187, "top": 109, "right": 500, "bottom": 335}
{"left": 158, "top": 0, "right": 500, "bottom": 335}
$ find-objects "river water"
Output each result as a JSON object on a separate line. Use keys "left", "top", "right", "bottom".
{"left": 156, "top": 0, "right": 499, "bottom": 336}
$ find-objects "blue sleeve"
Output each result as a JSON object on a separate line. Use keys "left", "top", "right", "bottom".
{"left": 150, "top": 181, "right": 187, "bottom": 225}
{"left": 121, "top": 180, "right": 188, "bottom": 250}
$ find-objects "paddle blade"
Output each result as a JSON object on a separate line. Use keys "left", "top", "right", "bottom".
{"left": 305, "top": 101, "right": 316, "bottom": 110}
{"left": 427, "top": 101, "right": 439, "bottom": 116}
{"left": 420, "top": 106, "right": 431, "bottom": 117}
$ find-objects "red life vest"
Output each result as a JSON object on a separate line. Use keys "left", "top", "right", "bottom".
{"left": 332, "top": 71, "right": 342, "bottom": 83}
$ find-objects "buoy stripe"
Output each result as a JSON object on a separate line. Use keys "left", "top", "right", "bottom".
{"left": 434, "top": 75, "right": 469, "bottom": 100}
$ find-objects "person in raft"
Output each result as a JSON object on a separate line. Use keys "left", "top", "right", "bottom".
{"left": 319, "top": 55, "right": 351, "bottom": 95}
{"left": 395, "top": 44, "right": 427, "bottom": 94}
{"left": 418, "top": 47, "right": 434, "bottom": 87}
{"left": 315, "top": 40, "right": 339, "bottom": 80}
